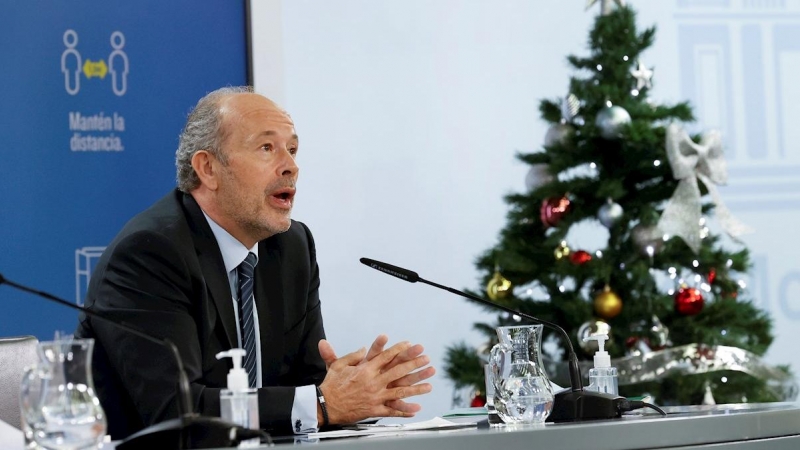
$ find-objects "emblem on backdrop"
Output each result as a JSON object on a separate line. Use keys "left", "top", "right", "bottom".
{"left": 75, "top": 247, "right": 105, "bottom": 305}
{"left": 61, "top": 29, "right": 129, "bottom": 96}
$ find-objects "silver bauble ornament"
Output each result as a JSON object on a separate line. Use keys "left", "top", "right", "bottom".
{"left": 629, "top": 314, "right": 671, "bottom": 353}
{"left": 525, "top": 164, "right": 554, "bottom": 191}
{"left": 631, "top": 224, "right": 663, "bottom": 255}
{"left": 645, "top": 314, "right": 671, "bottom": 349}
{"left": 544, "top": 123, "right": 573, "bottom": 147}
{"left": 595, "top": 105, "right": 631, "bottom": 139}
{"left": 577, "top": 319, "right": 613, "bottom": 355}
{"left": 598, "top": 199, "right": 624, "bottom": 228}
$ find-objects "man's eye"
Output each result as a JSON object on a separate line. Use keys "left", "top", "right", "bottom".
{"left": 289, "top": 147, "right": 298, "bottom": 155}
{"left": 261, "top": 144, "right": 272, "bottom": 151}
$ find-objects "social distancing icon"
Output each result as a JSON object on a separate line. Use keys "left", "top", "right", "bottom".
{"left": 62, "top": 29, "right": 128, "bottom": 96}
{"left": 109, "top": 31, "right": 129, "bottom": 96}
{"left": 61, "top": 30, "right": 81, "bottom": 95}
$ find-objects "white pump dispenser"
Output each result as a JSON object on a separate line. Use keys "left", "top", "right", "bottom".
{"left": 583, "top": 333, "right": 618, "bottom": 396}
{"left": 216, "top": 349, "right": 260, "bottom": 447}
{"left": 587, "top": 333, "right": 611, "bottom": 369}
{"left": 217, "top": 349, "right": 249, "bottom": 392}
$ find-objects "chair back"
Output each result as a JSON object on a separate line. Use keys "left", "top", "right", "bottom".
{"left": 0, "top": 336, "right": 38, "bottom": 429}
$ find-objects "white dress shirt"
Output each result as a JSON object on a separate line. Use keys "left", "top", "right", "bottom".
{"left": 202, "top": 211, "right": 318, "bottom": 433}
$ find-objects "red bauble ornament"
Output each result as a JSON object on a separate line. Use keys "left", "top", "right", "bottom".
{"left": 708, "top": 268, "right": 717, "bottom": 284}
{"left": 540, "top": 196, "right": 571, "bottom": 228}
{"left": 675, "top": 287, "right": 704, "bottom": 315}
{"left": 569, "top": 250, "right": 592, "bottom": 265}
{"left": 470, "top": 393, "right": 486, "bottom": 408}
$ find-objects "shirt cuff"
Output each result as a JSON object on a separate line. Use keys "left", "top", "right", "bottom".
{"left": 291, "top": 385, "right": 319, "bottom": 434}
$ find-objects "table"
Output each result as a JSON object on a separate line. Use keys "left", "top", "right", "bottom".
{"left": 245, "top": 403, "right": 800, "bottom": 450}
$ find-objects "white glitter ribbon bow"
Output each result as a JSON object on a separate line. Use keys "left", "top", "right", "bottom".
{"left": 657, "top": 124, "right": 752, "bottom": 253}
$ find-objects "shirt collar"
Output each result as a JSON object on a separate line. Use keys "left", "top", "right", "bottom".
{"left": 201, "top": 210, "right": 259, "bottom": 274}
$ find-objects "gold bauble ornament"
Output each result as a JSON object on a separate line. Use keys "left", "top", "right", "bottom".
{"left": 594, "top": 285, "right": 622, "bottom": 319}
{"left": 554, "top": 241, "right": 571, "bottom": 260}
{"left": 486, "top": 271, "right": 513, "bottom": 301}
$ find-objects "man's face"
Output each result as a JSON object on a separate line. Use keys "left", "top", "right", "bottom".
{"left": 214, "top": 93, "right": 299, "bottom": 244}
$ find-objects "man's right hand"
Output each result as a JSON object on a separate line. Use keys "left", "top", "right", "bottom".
{"left": 316, "top": 339, "right": 434, "bottom": 425}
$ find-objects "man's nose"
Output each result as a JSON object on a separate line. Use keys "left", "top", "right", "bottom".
{"left": 278, "top": 148, "right": 299, "bottom": 177}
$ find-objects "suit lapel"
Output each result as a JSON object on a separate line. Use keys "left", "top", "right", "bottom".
{"left": 256, "top": 240, "right": 285, "bottom": 384}
{"left": 182, "top": 193, "right": 238, "bottom": 349}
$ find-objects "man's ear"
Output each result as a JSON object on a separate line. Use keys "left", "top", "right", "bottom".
{"left": 191, "top": 150, "right": 219, "bottom": 190}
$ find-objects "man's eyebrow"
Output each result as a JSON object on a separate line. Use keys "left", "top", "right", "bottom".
{"left": 254, "top": 131, "right": 299, "bottom": 141}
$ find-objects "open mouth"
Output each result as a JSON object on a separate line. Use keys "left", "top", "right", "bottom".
{"left": 270, "top": 187, "right": 296, "bottom": 208}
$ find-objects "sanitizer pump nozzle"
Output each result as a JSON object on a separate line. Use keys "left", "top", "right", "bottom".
{"left": 216, "top": 349, "right": 260, "bottom": 446}
{"left": 586, "top": 333, "right": 611, "bottom": 369}
{"left": 583, "top": 333, "right": 618, "bottom": 396}
{"left": 216, "top": 349, "right": 249, "bottom": 392}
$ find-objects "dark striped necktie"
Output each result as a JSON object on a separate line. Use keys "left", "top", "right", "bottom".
{"left": 237, "top": 252, "right": 258, "bottom": 388}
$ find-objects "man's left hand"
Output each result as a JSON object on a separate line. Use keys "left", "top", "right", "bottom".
{"left": 319, "top": 335, "right": 436, "bottom": 416}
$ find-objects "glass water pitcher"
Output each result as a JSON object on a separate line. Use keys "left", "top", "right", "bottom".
{"left": 20, "top": 338, "right": 106, "bottom": 450}
{"left": 489, "top": 324, "right": 555, "bottom": 424}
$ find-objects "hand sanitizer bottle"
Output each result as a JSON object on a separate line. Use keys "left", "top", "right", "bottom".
{"left": 583, "top": 334, "right": 618, "bottom": 396}
{"left": 216, "top": 349, "right": 260, "bottom": 447}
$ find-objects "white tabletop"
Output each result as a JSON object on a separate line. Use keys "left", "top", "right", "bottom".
{"left": 252, "top": 403, "right": 800, "bottom": 450}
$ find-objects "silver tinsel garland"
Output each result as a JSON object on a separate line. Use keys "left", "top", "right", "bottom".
{"left": 543, "top": 344, "right": 797, "bottom": 401}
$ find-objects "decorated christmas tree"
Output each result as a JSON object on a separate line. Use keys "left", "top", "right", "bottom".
{"left": 445, "top": 1, "right": 795, "bottom": 407}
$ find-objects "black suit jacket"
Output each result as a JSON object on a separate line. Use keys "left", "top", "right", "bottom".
{"left": 75, "top": 190, "right": 327, "bottom": 439}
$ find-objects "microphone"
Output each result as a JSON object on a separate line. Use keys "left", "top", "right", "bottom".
{"left": 359, "top": 257, "right": 627, "bottom": 422}
{"left": 0, "top": 274, "right": 269, "bottom": 449}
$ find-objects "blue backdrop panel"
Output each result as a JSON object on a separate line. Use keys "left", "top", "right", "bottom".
{"left": 0, "top": 0, "right": 249, "bottom": 339}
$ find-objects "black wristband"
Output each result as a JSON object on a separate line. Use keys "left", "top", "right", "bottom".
{"left": 315, "top": 385, "right": 329, "bottom": 427}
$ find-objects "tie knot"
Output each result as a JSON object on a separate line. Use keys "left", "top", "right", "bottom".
{"left": 238, "top": 252, "right": 257, "bottom": 279}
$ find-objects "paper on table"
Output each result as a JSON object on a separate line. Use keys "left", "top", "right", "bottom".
{"left": 0, "top": 419, "right": 23, "bottom": 450}
{"left": 307, "top": 417, "right": 476, "bottom": 439}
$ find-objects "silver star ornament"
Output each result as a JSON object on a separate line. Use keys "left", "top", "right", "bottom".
{"left": 631, "top": 61, "right": 654, "bottom": 90}
{"left": 586, "top": 0, "right": 625, "bottom": 15}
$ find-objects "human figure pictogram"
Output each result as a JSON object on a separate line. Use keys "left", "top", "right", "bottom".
{"left": 108, "top": 31, "right": 129, "bottom": 96}
{"left": 61, "top": 30, "right": 82, "bottom": 95}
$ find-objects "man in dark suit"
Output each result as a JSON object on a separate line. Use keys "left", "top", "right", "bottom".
{"left": 76, "top": 87, "right": 435, "bottom": 440}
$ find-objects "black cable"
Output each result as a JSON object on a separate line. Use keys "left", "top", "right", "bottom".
{"left": 614, "top": 399, "right": 667, "bottom": 416}
{"left": 641, "top": 401, "right": 667, "bottom": 416}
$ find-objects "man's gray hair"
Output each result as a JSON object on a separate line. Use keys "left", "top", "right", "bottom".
{"left": 175, "top": 86, "right": 254, "bottom": 192}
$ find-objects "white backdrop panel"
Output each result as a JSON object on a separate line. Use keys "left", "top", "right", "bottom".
{"left": 250, "top": 0, "right": 800, "bottom": 419}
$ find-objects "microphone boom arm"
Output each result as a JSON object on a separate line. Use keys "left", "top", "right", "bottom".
{"left": 417, "top": 277, "right": 583, "bottom": 392}
{"left": 358, "top": 257, "right": 583, "bottom": 393}
{"left": 0, "top": 277, "right": 194, "bottom": 417}
{"left": 358, "top": 257, "right": 650, "bottom": 424}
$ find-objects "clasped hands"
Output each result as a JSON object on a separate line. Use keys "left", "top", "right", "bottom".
{"left": 317, "top": 335, "right": 435, "bottom": 425}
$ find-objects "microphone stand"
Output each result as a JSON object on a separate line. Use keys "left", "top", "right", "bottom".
{"left": 0, "top": 273, "right": 268, "bottom": 449}
{"left": 359, "top": 258, "right": 627, "bottom": 422}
